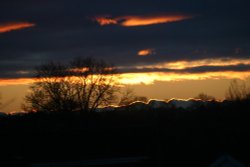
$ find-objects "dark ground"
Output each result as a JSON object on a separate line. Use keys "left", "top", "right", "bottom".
{"left": 0, "top": 100, "right": 250, "bottom": 167}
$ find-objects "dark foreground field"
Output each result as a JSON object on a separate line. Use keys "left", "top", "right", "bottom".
{"left": 0, "top": 100, "right": 250, "bottom": 167}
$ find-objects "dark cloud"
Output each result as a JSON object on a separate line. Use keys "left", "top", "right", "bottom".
{"left": 1, "top": 0, "right": 250, "bottom": 78}
{"left": 119, "top": 64, "right": 250, "bottom": 74}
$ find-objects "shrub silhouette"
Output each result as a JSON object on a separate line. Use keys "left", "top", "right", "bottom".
{"left": 118, "top": 88, "right": 148, "bottom": 106}
{"left": 195, "top": 93, "right": 215, "bottom": 101}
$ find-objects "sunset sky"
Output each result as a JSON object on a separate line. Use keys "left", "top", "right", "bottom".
{"left": 1, "top": 0, "right": 250, "bottom": 112}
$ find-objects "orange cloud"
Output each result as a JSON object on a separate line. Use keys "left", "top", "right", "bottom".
{"left": 94, "top": 14, "right": 193, "bottom": 27}
{"left": 0, "top": 22, "right": 35, "bottom": 33}
{"left": 94, "top": 16, "right": 117, "bottom": 26}
{"left": 120, "top": 15, "right": 192, "bottom": 27}
{"left": 138, "top": 49, "right": 154, "bottom": 56}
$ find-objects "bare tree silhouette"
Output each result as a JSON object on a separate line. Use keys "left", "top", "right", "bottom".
{"left": 23, "top": 57, "right": 118, "bottom": 112}
{"left": 225, "top": 79, "right": 250, "bottom": 101}
{"left": 0, "top": 93, "right": 2, "bottom": 110}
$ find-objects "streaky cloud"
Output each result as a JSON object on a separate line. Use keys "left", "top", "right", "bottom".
{"left": 120, "top": 15, "right": 193, "bottom": 27}
{"left": 117, "top": 64, "right": 250, "bottom": 74}
{"left": 134, "top": 58, "right": 250, "bottom": 70}
{"left": 0, "top": 22, "right": 35, "bottom": 33}
{"left": 93, "top": 14, "right": 193, "bottom": 27}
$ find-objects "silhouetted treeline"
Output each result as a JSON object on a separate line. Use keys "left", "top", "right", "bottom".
{"left": 0, "top": 99, "right": 250, "bottom": 167}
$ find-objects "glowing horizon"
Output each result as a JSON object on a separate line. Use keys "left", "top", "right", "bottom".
{"left": 1, "top": 71, "right": 250, "bottom": 113}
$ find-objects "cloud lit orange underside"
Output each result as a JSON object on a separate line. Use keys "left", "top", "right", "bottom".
{"left": 95, "top": 14, "right": 192, "bottom": 27}
{"left": 120, "top": 15, "right": 192, "bottom": 27}
{"left": 1, "top": 71, "right": 250, "bottom": 86}
{"left": 0, "top": 22, "right": 35, "bottom": 33}
{"left": 138, "top": 49, "right": 154, "bottom": 56}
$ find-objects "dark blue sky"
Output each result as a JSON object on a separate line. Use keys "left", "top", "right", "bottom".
{"left": 1, "top": 0, "right": 250, "bottom": 78}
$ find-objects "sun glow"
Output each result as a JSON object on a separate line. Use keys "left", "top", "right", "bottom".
{"left": 0, "top": 22, "right": 35, "bottom": 33}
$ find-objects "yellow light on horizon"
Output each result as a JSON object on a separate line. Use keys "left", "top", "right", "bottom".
{"left": 117, "top": 71, "right": 250, "bottom": 85}
{"left": 1, "top": 71, "right": 250, "bottom": 86}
